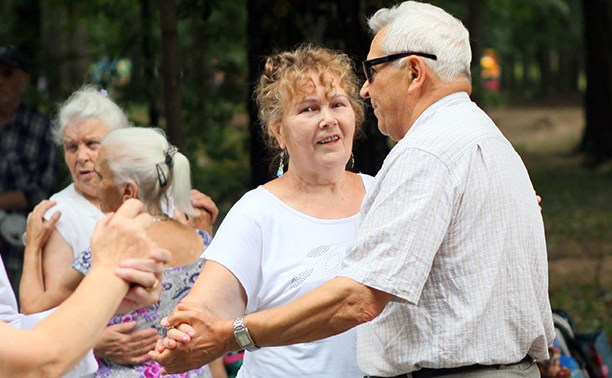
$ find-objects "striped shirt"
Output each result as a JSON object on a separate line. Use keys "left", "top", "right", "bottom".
{"left": 340, "top": 92, "right": 554, "bottom": 376}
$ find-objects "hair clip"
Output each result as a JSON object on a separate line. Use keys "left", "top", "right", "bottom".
{"left": 156, "top": 163, "right": 168, "bottom": 188}
{"left": 165, "top": 145, "right": 178, "bottom": 167}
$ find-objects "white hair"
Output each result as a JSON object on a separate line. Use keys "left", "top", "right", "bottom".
{"left": 53, "top": 85, "right": 130, "bottom": 144}
{"left": 368, "top": 1, "right": 472, "bottom": 82}
{"left": 101, "top": 127, "right": 195, "bottom": 216}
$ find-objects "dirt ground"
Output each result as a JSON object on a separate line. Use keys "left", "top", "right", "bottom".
{"left": 488, "top": 105, "right": 585, "bottom": 156}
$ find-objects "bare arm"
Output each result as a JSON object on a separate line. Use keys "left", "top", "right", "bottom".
{"left": 209, "top": 357, "right": 229, "bottom": 378}
{"left": 0, "top": 266, "right": 129, "bottom": 376}
{"left": 20, "top": 267, "right": 82, "bottom": 314}
{"left": 19, "top": 200, "right": 60, "bottom": 310}
{"left": 41, "top": 229, "right": 77, "bottom": 289}
{"left": 19, "top": 201, "right": 82, "bottom": 313}
{"left": 245, "top": 277, "right": 391, "bottom": 345}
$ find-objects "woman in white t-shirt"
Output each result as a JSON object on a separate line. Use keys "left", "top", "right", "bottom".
{"left": 27, "top": 86, "right": 131, "bottom": 294}
{"left": 154, "top": 45, "right": 373, "bottom": 378}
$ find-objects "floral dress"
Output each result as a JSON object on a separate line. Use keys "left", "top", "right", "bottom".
{"left": 72, "top": 230, "right": 212, "bottom": 378}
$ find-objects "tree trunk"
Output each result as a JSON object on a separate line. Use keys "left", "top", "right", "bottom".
{"left": 537, "top": 48, "right": 551, "bottom": 98}
{"left": 466, "top": 0, "right": 484, "bottom": 103}
{"left": 158, "top": 0, "right": 184, "bottom": 150}
{"left": 189, "top": 15, "right": 209, "bottom": 113}
{"left": 579, "top": 0, "right": 612, "bottom": 166}
{"left": 142, "top": 0, "right": 159, "bottom": 127}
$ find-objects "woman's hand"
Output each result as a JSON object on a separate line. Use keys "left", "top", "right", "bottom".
{"left": 115, "top": 248, "right": 171, "bottom": 313}
{"left": 94, "top": 322, "right": 161, "bottom": 365}
{"left": 25, "top": 200, "right": 60, "bottom": 249}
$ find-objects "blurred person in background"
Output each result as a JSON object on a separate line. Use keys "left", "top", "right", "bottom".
{"left": 0, "top": 46, "right": 57, "bottom": 294}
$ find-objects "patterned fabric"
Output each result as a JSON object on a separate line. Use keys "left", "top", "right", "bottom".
{"left": 0, "top": 103, "right": 57, "bottom": 209}
{"left": 340, "top": 92, "right": 555, "bottom": 376}
{"left": 196, "top": 228, "right": 213, "bottom": 249}
{"left": 72, "top": 231, "right": 210, "bottom": 378}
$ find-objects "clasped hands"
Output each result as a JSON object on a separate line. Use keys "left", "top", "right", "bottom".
{"left": 149, "top": 302, "right": 234, "bottom": 375}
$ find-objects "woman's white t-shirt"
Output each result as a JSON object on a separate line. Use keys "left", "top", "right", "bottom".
{"left": 44, "top": 183, "right": 103, "bottom": 257}
{"left": 204, "top": 174, "right": 374, "bottom": 378}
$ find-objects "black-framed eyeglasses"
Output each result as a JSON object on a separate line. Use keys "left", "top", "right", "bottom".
{"left": 362, "top": 51, "right": 437, "bottom": 83}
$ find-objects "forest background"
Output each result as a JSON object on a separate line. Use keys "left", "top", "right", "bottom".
{"left": 1, "top": 0, "right": 610, "bottom": 337}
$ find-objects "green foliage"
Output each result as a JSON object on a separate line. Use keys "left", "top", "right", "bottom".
{"left": 180, "top": 0, "right": 250, "bottom": 218}
{"left": 526, "top": 154, "right": 611, "bottom": 336}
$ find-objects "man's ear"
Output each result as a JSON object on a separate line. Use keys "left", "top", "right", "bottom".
{"left": 406, "top": 56, "right": 427, "bottom": 91}
{"left": 123, "top": 180, "right": 139, "bottom": 201}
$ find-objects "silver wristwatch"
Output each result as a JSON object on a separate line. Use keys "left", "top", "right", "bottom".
{"left": 233, "top": 316, "right": 260, "bottom": 352}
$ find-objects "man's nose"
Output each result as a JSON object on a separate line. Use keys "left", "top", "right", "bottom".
{"left": 359, "top": 80, "right": 370, "bottom": 99}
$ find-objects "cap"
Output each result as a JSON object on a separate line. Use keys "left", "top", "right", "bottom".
{"left": 0, "top": 46, "right": 29, "bottom": 73}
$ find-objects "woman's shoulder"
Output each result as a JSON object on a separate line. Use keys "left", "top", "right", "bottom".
{"left": 48, "top": 183, "right": 79, "bottom": 204}
{"left": 46, "top": 184, "right": 101, "bottom": 219}
{"left": 357, "top": 172, "right": 376, "bottom": 192}
{"left": 227, "top": 186, "right": 277, "bottom": 215}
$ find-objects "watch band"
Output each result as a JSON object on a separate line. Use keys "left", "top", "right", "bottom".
{"left": 233, "top": 316, "right": 260, "bottom": 352}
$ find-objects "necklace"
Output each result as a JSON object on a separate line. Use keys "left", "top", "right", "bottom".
{"left": 151, "top": 213, "right": 171, "bottom": 222}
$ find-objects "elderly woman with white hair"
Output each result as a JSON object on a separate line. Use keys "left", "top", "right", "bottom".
{"left": 38, "top": 86, "right": 130, "bottom": 290}
{"left": 19, "top": 126, "right": 224, "bottom": 377}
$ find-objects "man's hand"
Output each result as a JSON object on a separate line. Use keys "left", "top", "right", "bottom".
{"left": 94, "top": 322, "right": 161, "bottom": 365}
{"left": 148, "top": 302, "right": 234, "bottom": 374}
{"left": 175, "top": 190, "right": 219, "bottom": 236}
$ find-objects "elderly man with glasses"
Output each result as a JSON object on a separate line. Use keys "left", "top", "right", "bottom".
{"left": 152, "top": 2, "right": 554, "bottom": 378}
{"left": 0, "top": 46, "right": 57, "bottom": 294}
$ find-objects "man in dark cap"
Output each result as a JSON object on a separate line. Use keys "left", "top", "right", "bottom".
{"left": 0, "top": 46, "right": 57, "bottom": 294}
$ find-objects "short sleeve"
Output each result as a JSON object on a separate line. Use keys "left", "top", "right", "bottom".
{"left": 340, "top": 148, "right": 456, "bottom": 303}
{"left": 202, "top": 204, "right": 263, "bottom": 310}
{"left": 71, "top": 248, "right": 92, "bottom": 275}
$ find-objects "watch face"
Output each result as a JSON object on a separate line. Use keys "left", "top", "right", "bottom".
{"left": 236, "top": 332, "right": 250, "bottom": 345}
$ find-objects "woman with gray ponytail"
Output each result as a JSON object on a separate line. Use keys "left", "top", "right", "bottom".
{"left": 96, "top": 127, "right": 196, "bottom": 220}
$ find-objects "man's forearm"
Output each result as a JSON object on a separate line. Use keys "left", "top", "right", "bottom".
{"left": 244, "top": 277, "right": 391, "bottom": 347}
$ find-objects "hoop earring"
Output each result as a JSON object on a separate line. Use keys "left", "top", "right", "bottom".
{"left": 276, "top": 150, "right": 285, "bottom": 178}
